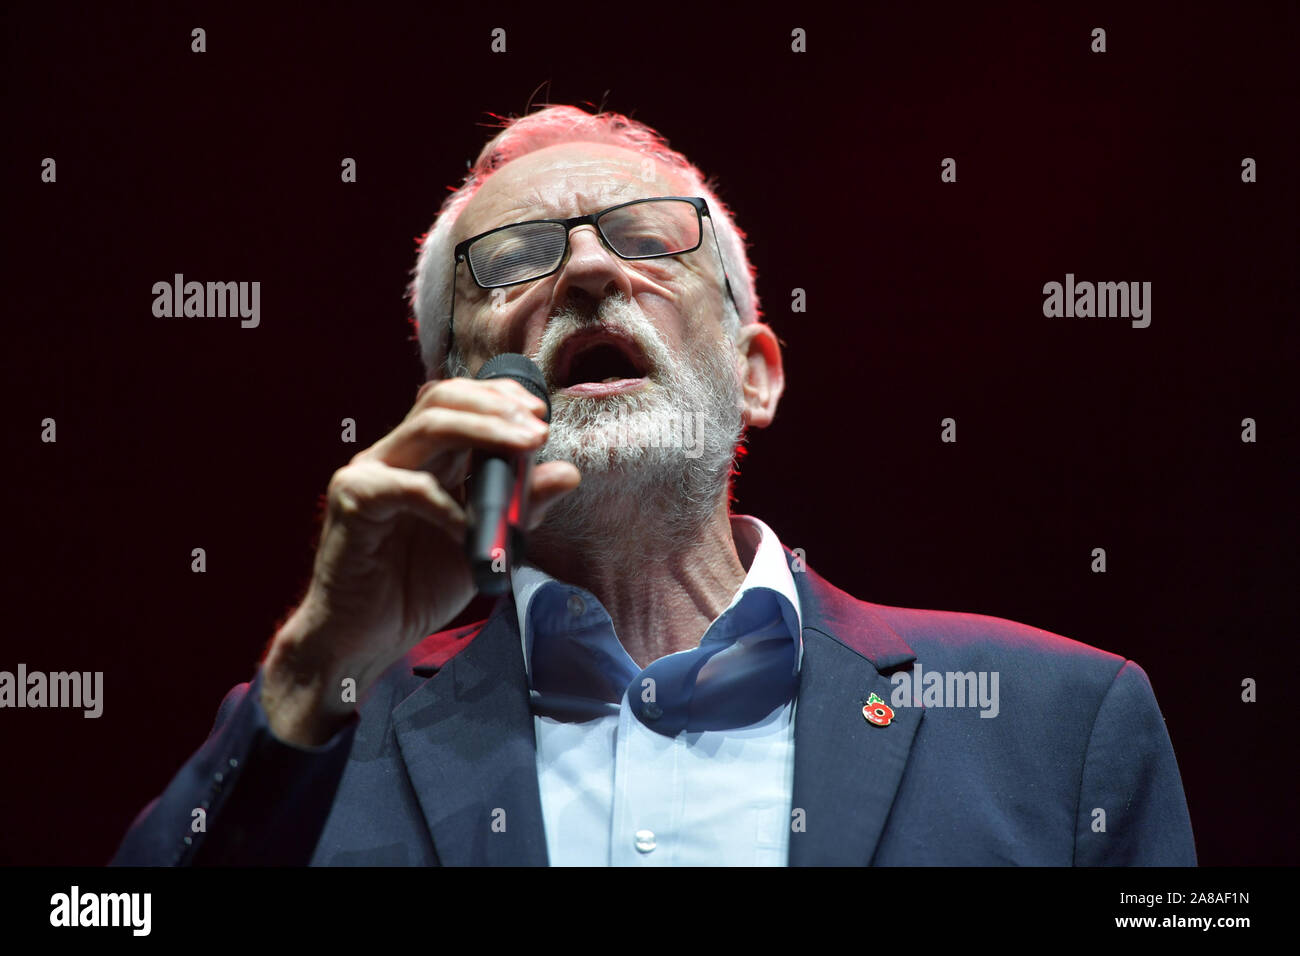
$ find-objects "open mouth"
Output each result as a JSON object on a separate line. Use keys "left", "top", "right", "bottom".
{"left": 550, "top": 328, "right": 652, "bottom": 392}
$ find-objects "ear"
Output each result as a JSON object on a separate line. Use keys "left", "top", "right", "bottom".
{"left": 734, "top": 322, "right": 784, "bottom": 429}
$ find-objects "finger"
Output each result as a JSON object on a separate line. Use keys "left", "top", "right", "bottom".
{"left": 363, "top": 406, "right": 550, "bottom": 471}
{"left": 328, "top": 460, "right": 467, "bottom": 536}
{"left": 486, "top": 377, "right": 551, "bottom": 416}
{"left": 428, "top": 446, "right": 472, "bottom": 506}
{"left": 407, "top": 377, "right": 548, "bottom": 424}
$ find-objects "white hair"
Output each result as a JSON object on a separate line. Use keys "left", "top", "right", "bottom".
{"left": 406, "top": 105, "right": 761, "bottom": 380}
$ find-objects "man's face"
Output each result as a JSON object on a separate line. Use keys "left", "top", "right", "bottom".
{"left": 450, "top": 142, "right": 746, "bottom": 545}
{"left": 450, "top": 141, "right": 733, "bottom": 383}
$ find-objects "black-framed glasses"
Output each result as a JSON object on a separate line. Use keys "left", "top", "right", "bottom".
{"left": 447, "top": 196, "right": 736, "bottom": 359}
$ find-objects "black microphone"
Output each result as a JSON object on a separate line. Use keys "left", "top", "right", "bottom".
{"left": 465, "top": 353, "right": 551, "bottom": 594}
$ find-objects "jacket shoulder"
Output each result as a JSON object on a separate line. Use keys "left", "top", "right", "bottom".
{"left": 871, "top": 601, "right": 1122, "bottom": 665}
{"left": 800, "top": 563, "right": 1128, "bottom": 688}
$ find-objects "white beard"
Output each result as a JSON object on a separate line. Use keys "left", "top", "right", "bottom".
{"left": 530, "top": 294, "right": 745, "bottom": 558}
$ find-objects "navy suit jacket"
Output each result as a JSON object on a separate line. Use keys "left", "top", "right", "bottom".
{"left": 112, "top": 553, "right": 1197, "bottom": 866}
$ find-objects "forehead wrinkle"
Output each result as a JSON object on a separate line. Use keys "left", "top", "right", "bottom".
{"left": 458, "top": 149, "right": 691, "bottom": 243}
{"left": 456, "top": 192, "right": 538, "bottom": 246}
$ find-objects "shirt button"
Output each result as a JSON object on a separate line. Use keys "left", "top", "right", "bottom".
{"left": 567, "top": 594, "right": 585, "bottom": 617}
{"left": 643, "top": 701, "right": 663, "bottom": 720}
{"left": 634, "top": 829, "right": 657, "bottom": 853}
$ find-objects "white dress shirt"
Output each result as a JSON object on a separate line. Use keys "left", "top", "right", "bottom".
{"left": 511, "top": 514, "right": 803, "bottom": 865}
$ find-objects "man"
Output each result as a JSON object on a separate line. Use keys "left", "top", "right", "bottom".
{"left": 112, "top": 105, "right": 1197, "bottom": 866}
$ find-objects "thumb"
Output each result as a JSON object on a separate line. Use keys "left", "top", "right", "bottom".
{"left": 525, "top": 461, "right": 582, "bottom": 531}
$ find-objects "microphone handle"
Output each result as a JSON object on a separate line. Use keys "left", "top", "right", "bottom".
{"left": 465, "top": 452, "right": 534, "bottom": 595}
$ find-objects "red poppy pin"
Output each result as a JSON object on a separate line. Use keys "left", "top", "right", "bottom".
{"left": 862, "top": 693, "right": 894, "bottom": 727}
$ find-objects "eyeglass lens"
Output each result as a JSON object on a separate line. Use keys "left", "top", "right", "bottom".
{"left": 467, "top": 199, "right": 701, "bottom": 287}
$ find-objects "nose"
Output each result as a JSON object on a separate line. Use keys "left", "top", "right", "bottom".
{"left": 548, "top": 224, "right": 636, "bottom": 316}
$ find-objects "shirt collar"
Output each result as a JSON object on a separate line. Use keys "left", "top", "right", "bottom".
{"left": 724, "top": 514, "right": 804, "bottom": 647}
{"left": 510, "top": 514, "right": 803, "bottom": 734}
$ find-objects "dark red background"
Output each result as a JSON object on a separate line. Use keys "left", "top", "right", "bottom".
{"left": 3, "top": 1, "right": 1296, "bottom": 865}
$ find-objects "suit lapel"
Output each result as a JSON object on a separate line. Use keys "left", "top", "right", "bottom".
{"left": 788, "top": 560, "right": 924, "bottom": 865}
{"left": 392, "top": 599, "right": 549, "bottom": 866}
